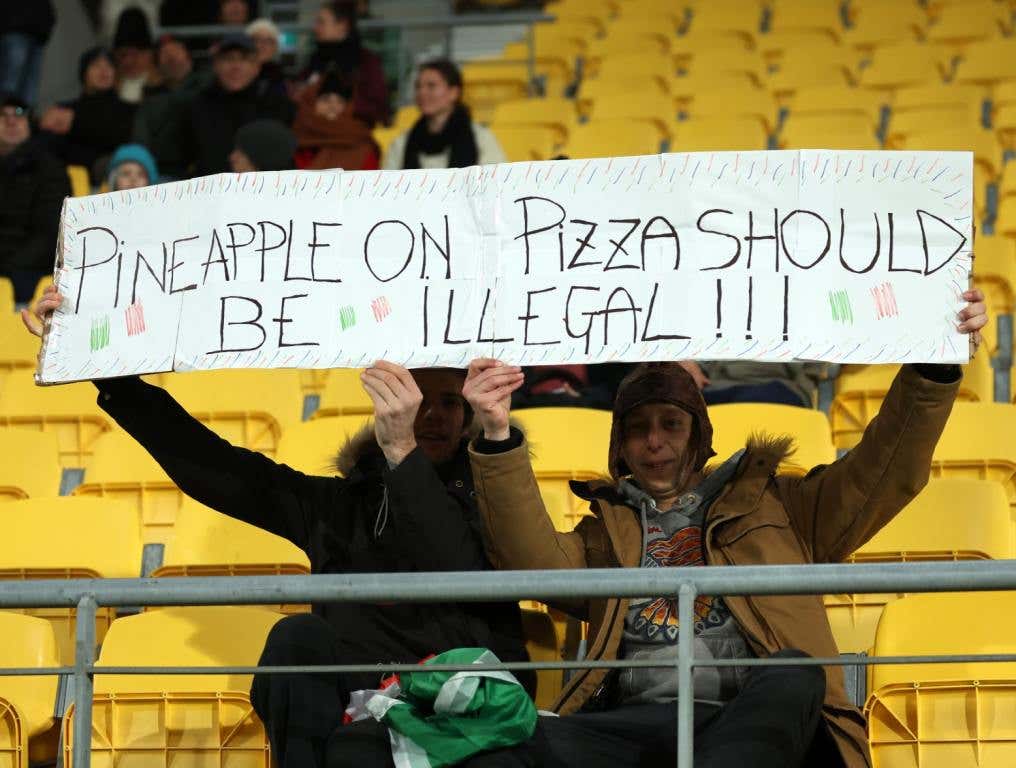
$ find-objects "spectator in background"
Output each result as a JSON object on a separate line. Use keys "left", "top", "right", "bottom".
{"left": 39, "top": 47, "right": 136, "bottom": 185}
{"left": 0, "top": 94, "right": 70, "bottom": 303}
{"left": 293, "top": 71, "right": 377, "bottom": 170}
{"left": 247, "top": 18, "right": 288, "bottom": 98}
{"left": 679, "top": 361, "right": 827, "bottom": 408}
{"left": 305, "top": 1, "right": 388, "bottom": 127}
{"left": 0, "top": 2, "right": 55, "bottom": 107}
{"left": 183, "top": 34, "right": 294, "bottom": 176}
{"left": 107, "top": 143, "right": 158, "bottom": 190}
{"left": 229, "top": 118, "right": 296, "bottom": 172}
{"left": 111, "top": 7, "right": 158, "bottom": 104}
{"left": 383, "top": 59, "right": 505, "bottom": 170}
{"left": 133, "top": 36, "right": 212, "bottom": 180}
{"left": 220, "top": 0, "right": 255, "bottom": 25}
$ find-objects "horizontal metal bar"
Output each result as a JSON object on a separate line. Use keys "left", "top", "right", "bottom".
{"left": 158, "top": 13, "right": 553, "bottom": 37}
{"left": 1, "top": 561, "right": 1015, "bottom": 608}
{"left": 2, "top": 652, "right": 1012, "bottom": 679}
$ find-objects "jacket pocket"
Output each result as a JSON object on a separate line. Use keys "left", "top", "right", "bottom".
{"left": 714, "top": 509, "right": 807, "bottom": 565}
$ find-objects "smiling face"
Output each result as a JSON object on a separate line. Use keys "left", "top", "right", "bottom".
{"left": 414, "top": 67, "right": 460, "bottom": 118}
{"left": 411, "top": 369, "right": 468, "bottom": 465}
{"left": 214, "top": 48, "right": 259, "bottom": 92}
{"left": 84, "top": 54, "right": 116, "bottom": 92}
{"left": 620, "top": 403, "right": 695, "bottom": 507}
{"left": 314, "top": 6, "right": 350, "bottom": 42}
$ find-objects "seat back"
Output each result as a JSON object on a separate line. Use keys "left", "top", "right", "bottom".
{"left": 0, "top": 428, "right": 61, "bottom": 500}
{"left": 312, "top": 368, "right": 373, "bottom": 418}
{"left": 932, "top": 402, "right": 1016, "bottom": 504}
{"left": 0, "top": 612, "right": 60, "bottom": 739}
{"left": 706, "top": 403, "right": 835, "bottom": 475}
{"left": 277, "top": 415, "right": 372, "bottom": 476}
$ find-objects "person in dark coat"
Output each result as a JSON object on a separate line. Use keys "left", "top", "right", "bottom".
{"left": 0, "top": 2, "right": 55, "bottom": 106}
{"left": 229, "top": 118, "right": 296, "bottom": 171}
{"left": 0, "top": 94, "right": 70, "bottom": 303}
{"left": 19, "top": 307, "right": 535, "bottom": 768}
{"left": 38, "top": 47, "right": 136, "bottom": 184}
{"left": 183, "top": 33, "right": 295, "bottom": 176}
{"left": 304, "top": 1, "right": 389, "bottom": 127}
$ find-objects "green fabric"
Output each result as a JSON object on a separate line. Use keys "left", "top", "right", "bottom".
{"left": 378, "top": 648, "right": 537, "bottom": 768}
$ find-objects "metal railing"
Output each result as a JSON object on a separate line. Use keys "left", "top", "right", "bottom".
{"left": 4, "top": 560, "right": 1016, "bottom": 768}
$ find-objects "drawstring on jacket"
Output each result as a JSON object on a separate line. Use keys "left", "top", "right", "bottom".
{"left": 374, "top": 483, "right": 389, "bottom": 539}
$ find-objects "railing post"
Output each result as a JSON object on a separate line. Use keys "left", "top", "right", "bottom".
{"left": 72, "top": 595, "right": 96, "bottom": 768}
{"left": 677, "top": 582, "right": 695, "bottom": 768}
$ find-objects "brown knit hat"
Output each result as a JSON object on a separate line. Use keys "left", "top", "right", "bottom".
{"left": 608, "top": 363, "right": 715, "bottom": 479}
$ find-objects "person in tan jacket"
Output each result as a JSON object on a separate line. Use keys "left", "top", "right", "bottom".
{"left": 460, "top": 289, "right": 986, "bottom": 768}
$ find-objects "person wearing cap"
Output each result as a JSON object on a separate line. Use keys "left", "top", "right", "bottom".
{"left": 0, "top": 93, "right": 70, "bottom": 303}
{"left": 293, "top": 70, "right": 378, "bottom": 170}
{"left": 182, "top": 33, "right": 294, "bottom": 176}
{"left": 229, "top": 118, "right": 296, "bottom": 172}
{"left": 110, "top": 6, "right": 158, "bottom": 104}
{"left": 462, "top": 302, "right": 987, "bottom": 768}
{"left": 107, "top": 143, "right": 159, "bottom": 190}
{"left": 38, "top": 47, "right": 136, "bottom": 184}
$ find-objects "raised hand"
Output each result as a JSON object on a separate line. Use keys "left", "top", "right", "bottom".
{"left": 21, "top": 284, "right": 60, "bottom": 339}
{"left": 462, "top": 358, "right": 524, "bottom": 441}
{"left": 360, "top": 360, "right": 423, "bottom": 466}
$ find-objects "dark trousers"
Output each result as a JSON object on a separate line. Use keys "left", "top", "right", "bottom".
{"left": 250, "top": 613, "right": 382, "bottom": 768}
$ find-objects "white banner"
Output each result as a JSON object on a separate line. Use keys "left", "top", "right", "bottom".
{"left": 38, "top": 150, "right": 973, "bottom": 383}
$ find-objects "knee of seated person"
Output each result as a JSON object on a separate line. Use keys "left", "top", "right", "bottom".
{"left": 262, "top": 612, "right": 334, "bottom": 654}
{"left": 771, "top": 649, "right": 825, "bottom": 696}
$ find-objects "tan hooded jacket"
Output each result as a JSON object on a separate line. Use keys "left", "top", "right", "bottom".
{"left": 468, "top": 365, "right": 959, "bottom": 768}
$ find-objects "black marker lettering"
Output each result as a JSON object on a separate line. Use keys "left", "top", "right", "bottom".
{"left": 443, "top": 289, "right": 470, "bottom": 344}
{"left": 780, "top": 210, "right": 830, "bottom": 270}
{"left": 202, "top": 228, "right": 230, "bottom": 284}
{"left": 517, "top": 287, "right": 561, "bottom": 346}
{"left": 256, "top": 220, "right": 289, "bottom": 282}
{"left": 130, "top": 244, "right": 167, "bottom": 305}
{"left": 744, "top": 209, "right": 779, "bottom": 271}
{"left": 599, "top": 287, "right": 641, "bottom": 344}
{"left": 168, "top": 235, "right": 199, "bottom": 294}
{"left": 697, "top": 209, "right": 742, "bottom": 270}
{"left": 640, "top": 215, "right": 680, "bottom": 270}
{"left": 207, "top": 295, "right": 266, "bottom": 353}
{"left": 272, "top": 293, "right": 319, "bottom": 348}
{"left": 476, "top": 288, "right": 514, "bottom": 343}
{"left": 420, "top": 215, "right": 452, "bottom": 279}
{"left": 307, "top": 222, "right": 342, "bottom": 283}
{"left": 73, "top": 226, "right": 118, "bottom": 312}
{"left": 512, "top": 196, "right": 566, "bottom": 275}
{"left": 917, "top": 209, "right": 967, "bottom": 275}
{"left": 364, "top": 219, "right": 414, "bottom": 282}
{"left": 568, "top": 219, "right": 599, "bottom": 269}
{"left": 226, "top": 222, "right": 256, "bottom": 280}
{"left": 604, "top": 218, "right": 642, "bottom": 270}
{"left": 838, "top": 209, "right": 881, "bottom": 274}
{"left": 887, "top": 212, "right": 920, "bottom": 273}
{"left": 641, "top": 282, "right": 690, "bottom": 341}
{"left": 564, "top": 285, "right": 600, "bottom": 355}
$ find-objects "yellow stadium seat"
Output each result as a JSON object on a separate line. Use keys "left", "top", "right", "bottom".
{"left": 392, "top": 104, "right": 419, "bottom": 131}
{"left": 0, "top": 277, "right": 12, "bottom": 313}
{"left": 372, "top": 126, "right": 401, "bottom": 155}
{"left": 461, "top": 62, "right": 533, "bottom": 122}
{"left": 0, "top": 497, "right": 141, "bottom": 662}
{"left": 163, "top": 369, "right": 304, "bottom": 458}
{"left": 0, "top": 373, "right": 112, "bottom": 468}
{"left": 277, "top": 414, "right": 372, "bottom": 476}
{"left": 926, "top": 3, "right": 1009, "bottom": 50}
{"left": 680, "top": 85, "right": 777, "bottom": 133}
{"left": 931, "top": 401, "right": 1016, "bottom": 504}
{"left": 780, "top": 113, "right": 878, "bottom": 149}
{"left": 0, "top": 612, "right": 60, "bottom": 761}
{"left": 72, "top": 430, "right": 186, "bottom": 544}
{"left": 547, "top": 0, "right": 618, "bottom": 22}
{"left": 893, "top": 82, "right": 986, "bottom": 113}
{"left": 996, "top": 195, "right": 1016, "bottom": 239}
{"left": 758, "top": 30, "right": 845, "bottom": 67}
{"left": 597, "top": 52, "right": 678, "bottom": 87}
{"left": 490, "top": 97, "right": 579, "bottom": 146}
{"left": 767, "top": 2, "right": 844, "bottom": 38}
{"left": 512, "top": 408, "right": 610, "bottom": 530}
{"left": 684, "top": 2, "right": 760, "bottom": 38}
{"left": 0, "top": 428, "right": 60, "bottom": 500}
{"left": 65, "top": 607, "right": 283, "bottom": 768}
{"left": 887, "top": 103, "right": 984, "bottom": 144}
{"left": 706, "top": 403, "right": 835, "bottom": 476}
{"left": 312, "top": 367, "right": 373, "bottom": 418}
{"left": 955, "top": 39, "right": 1016, "bottom": 86}
{"left": 968, "top": 237, "right": 1015, "bottom": 359}
{"left": 579, "top": 76, "right": 668, "bottom": 114}
{"left": 782, "top": 84, "right": 885, "bottom": 123}
{"left": 767, "top": 62, "right": 853, "bottom": 97}
{"left": 0, "top": 313, "right": 37, "bottom": 374}
{"left": 842, "top": 10, "right": 924, "bottom": 52}
{"left": 65, "top": 165, "right": 89, "bottom": 197}
{"left": 864, "top": 592, "right": 1016, "bottom": 767}
{"left": 831, "top": 351, "right": 992, "bottom": 450}
{"left": 500, "top": 42, "right": 573, "bottom": 97}
{"left": 668, "top": 72, "right": 761, "bottom": 106}
{"left": 895, "top": 127, "right": 1001, "bottom": 181}
{"left": 825, "top": 477, "right": 1011, "bottom": 652}
{"left": 858, "top": 42, "right": 947, "bottom": 91}
{"left": 492, "top": 125, "right": 559, "bottom": 162}
{"left": 583, "top": 30, "right": 672, "bottom": 76}
{"left": 586, "top": 92, "right": 676, "bottom": 144}
{"left": 673, "top": 117, "right": 769, "bottom": 151}
{"left": 153, "top": 496, "right": 309, "bottom": 580}
{"left": 562, "top": 119, "right": 663, "bottom": 159}
{"left": 680, "top": 45, "right": 765, "bottom": 84}
{"left": 532, "top": 21, "right": 596, "bottom": 60}
{"left": 521, "top": 607, "right": 564, "bottom": 710}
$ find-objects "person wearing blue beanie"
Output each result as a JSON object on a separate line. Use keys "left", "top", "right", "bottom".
{"left": 107, "top": 143, "right": 159, "bottom": 190}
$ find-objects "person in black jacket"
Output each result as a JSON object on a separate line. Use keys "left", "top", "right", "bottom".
{"left": 183, "top": 33, "right": 295, "bottom": 176}
{"left": 0, "top": 94, "right": 69, "bottom": 302}
{"left": 22, "top": 289, "right": 532, "bottom": 768}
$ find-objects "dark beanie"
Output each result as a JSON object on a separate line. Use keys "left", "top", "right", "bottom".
{"left": 234, "top": 119, "right": 296, "bottom": 171}
{"left": 113, "top": 7, "right": 154, "bottom": 50}
{"left": 609, "top": 363, "right": 715, "bottom": 479}
{"left": 318, "top": 68, "right": 354, "bottom": 100}
{"left": 78, "top": 47, "right": 113, "bottom": 85}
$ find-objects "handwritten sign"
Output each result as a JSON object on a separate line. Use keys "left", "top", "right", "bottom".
{"left": 38, "top": 150, "right": 973, "bottom": 383}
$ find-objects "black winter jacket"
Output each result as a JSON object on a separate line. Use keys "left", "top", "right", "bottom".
{"left": 93, "top": 376, "right": 534, "bottom": 694}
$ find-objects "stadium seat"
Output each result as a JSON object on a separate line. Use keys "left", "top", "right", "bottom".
{"left": 955, "top": 38, "right": 1016, "bottom": 85}
{"left": 0, "top": 277, "right": 12, "bottom": 314}
{"left": 277, "top": 414, "right": 372, "bottom": 476}
{"left": 887, "top": 103, "right": 984, "bottom": 145}
{"left": 931, "top": 401, "right": 1016, "bottom": 505}
{"left": 596, "top": 52, "right": 678, "bottom": 89}
{"left": 683, "top": 2, "right": 760, "bottom": 38}
{"left": 970, "top": 237, "right": 1015, "bottom": 360}
{"left": 673, "top": 118, "right": 769, "bottom": 152}
{"left": 668, "top": 72, "right": 761, "bottom": 110}
{"left": 372, "top": 126, "right": 401, "bottom": 156}
{"left": 0, "top": 612, "right": 60, "bottom": 766}
{"left": 64, "top": 607, "right": 283, "bottom": 768}
{"left": 865, "top": 592, "right": 1016, "bottom": 767}
{"left": 312, "top": 368, "right": 373, "bottom": 418}
{"left": 825, "top": 477, "right": 1011, "bottom": 653}
{"left": 586, "top": 92, "right": 676, "bottom": 144}
{"left": 678, "top": 44, "right": 764, "bottom": 84}
{"left": 72, "top": 430, "right": 186, "bottom": 544}
{"left": 925, "top": 3, "right": 1009, "bottom": 50}
{"left": 831, "top": 351, "right": 993, "bottom": 449}
{"left": 766, "top": 2, "right": 845, "bottom": 38}
{"left": 894, "top": 128, "right": 1000, "bottom": 181}
{"left": 163, "top": 369, "right": 305, "bottom": 458}
{"left": 767, "top": 62, "right": 853, "bottom": 96}
{"left": 461, "top": 62, "right": 532, "bottom": 123}
{"left": 583, "top": 29, "right": 672, "bottom": 77}
{"left": 392, "top": 104, "right": 419, "bottom": 131}
{"left": 498, "top": 43, "right": 573, "bottom": 97}
{"left": 490, "top": 97, "right": 579, "bottom": 146}
{"left": 493, "top": 125, "right": 560, "bottom": 162}
{"left": 758, "top": 30, "right": 846, "bottom": 68}
{"left": 781, "top": 85, "right": 885, "bottom": 123}
{"left": 0, "top": 428, "right": 60, "bottom": 501}
{"left": 842, "top": 10, "right": 924, "bottom": 52}
{"left": 892, "top": 82, "right": 985, "bottom": 115}
{"left": 512, "top": 408, "right": 610, "bottom": 530}
{"left": 0, "top": 497, "right": 141, "bottom": 662}
{"left": 562, "top": 120, "right": 663, "bottom": 159}
{"left": 858, "top": 42, "right": 946, "bottom": 91}
{"left": 780, "top": 113, "right": 879, "bottom": 149}
{"left": 521, "top": 607, "right": 564, "bottom": 710}
{"left": 680, "top": 85, "right": 777, "bottom": 133}
{"left": 0, "top": 373, "right": 112, "bottom": 468}
{"left": 996, "top": 196, "right": 1016, "bottom": 240}
{"left": 706, "top": 403, "right": 835, "bottom": 476}
{"left": 65, "top": 165, "right": 89, "bottom": 197}
{"left": 0, "top": 313, "right": 41, "bottom": 392}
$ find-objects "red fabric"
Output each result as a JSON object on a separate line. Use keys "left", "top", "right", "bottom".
{"left": 351, "top": 48, "right": 390, "bottom": 128}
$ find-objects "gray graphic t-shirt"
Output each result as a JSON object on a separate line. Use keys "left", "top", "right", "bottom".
{"left": 618, "top": 452, "right": 755, "bottom": 706}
